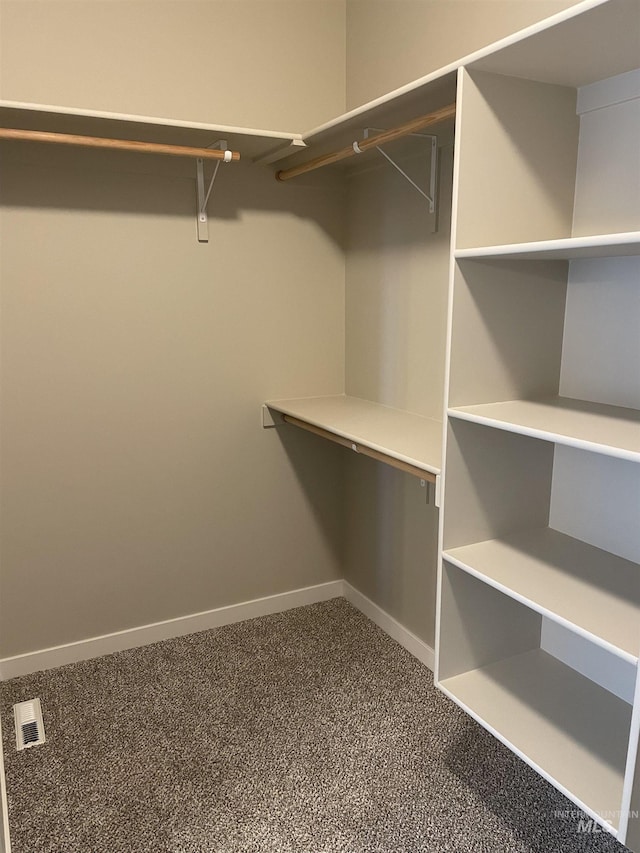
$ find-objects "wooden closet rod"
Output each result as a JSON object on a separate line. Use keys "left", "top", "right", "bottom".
{"left": 282, "top": 414, "right": 437, "bottom": 483}
{"left": 0, "top": 128, "right": 241, "bottom": 161}
{"left": 276, "top": 102, "right": 455, "bottom": 182}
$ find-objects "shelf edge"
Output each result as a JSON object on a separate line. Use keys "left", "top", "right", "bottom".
{"left": 448, "top": 407, "right": 640, "bottom": 463}
{"left": 442, "top": 551, "right": 639, "bottom": 665}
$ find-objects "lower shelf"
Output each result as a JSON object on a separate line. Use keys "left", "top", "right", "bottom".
{"left": 448, "top": 397, "right": 640, "bottom": 462}
{"left": 438, "top": 648, "right": 632, "bottom": 834}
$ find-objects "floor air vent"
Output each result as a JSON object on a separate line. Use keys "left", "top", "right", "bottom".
{"left": 14, "top": 699, "right": 46, "bottom": 751}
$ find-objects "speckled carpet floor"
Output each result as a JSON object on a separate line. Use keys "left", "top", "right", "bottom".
{"left": 0, "top": 598, "right": 626, "bottom": 853}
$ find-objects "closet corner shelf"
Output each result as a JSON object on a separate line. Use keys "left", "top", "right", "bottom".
{"left": 448, "top": 397, "right": 640, "bottom": 461}
{"left": 466, "top": 0, "right": 640, "bottom": 88}
{"left": 438, "top": 648, "right": 632, "bottom": 836}
{"left": 443, "top": 527, "right": 640, "bottom": 663}
{"left": 265, "top": 395, "right": 442, "bottom": 482}
{"left": 0, "top": 100, "right": 302, "bottom": 161}
{"left": 454, "top": 231, "right": 640, "bottom": 261}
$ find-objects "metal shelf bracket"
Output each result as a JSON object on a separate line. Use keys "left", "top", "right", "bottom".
{"left": 196, "top": 140, "right": 232, "bottom": 243}
{"left": 362, "top": 127, "right": 438, "bottom": 216}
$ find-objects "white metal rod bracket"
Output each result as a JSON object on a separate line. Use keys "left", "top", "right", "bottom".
{"left": 363, "top": 128, "right": 438, "bottom": 217}
{"left": 196, "top": 140, "right": 230, "bottom": 243}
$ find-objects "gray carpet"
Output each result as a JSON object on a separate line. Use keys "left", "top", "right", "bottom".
{"left": 0, "top": 598, "right": 627, "bottom": 852}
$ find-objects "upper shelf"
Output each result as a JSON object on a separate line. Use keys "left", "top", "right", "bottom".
{"left": 270, "top": 0, "right": 639, "bottom": 175}
{"left": 4, "top": 3, "right": 636, "bottom": 172}
{"left": 0, "top": 101, "right": 302, "bottom": 161}
{"left": 455, "top": 231, "right": 640, "bottom": 261}
{"left": 468, "top": 0, "right": 640, "bottom": 89}
{"left": 266, "top": 395, "right": 442, "bottom": 479}
{"left": 449, "top": 397, "right": 640, "bottom": 462}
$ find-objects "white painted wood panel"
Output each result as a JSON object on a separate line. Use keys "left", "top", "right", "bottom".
{"left": 577, "top": 69, "right": 640, "bottom": 115}
{"left": 550, "top": 445, "right": 640, "bottom": 564}
{"left": 454, "top": 71, "right": 578, "bottom": 248}
{"left": 560, "top": 257, "right": 640, "bottom": 410}
{"left": 572, "top": 92, "right": 640, "bottom": 236}
{"left": 448, "top": 259, "right": 566, "bottom": 408}
{"left": 541, "top": 618, "right": 636, "bottom": 703}
{"left": 442, "top": 420, "right": 554, "bottom": 550}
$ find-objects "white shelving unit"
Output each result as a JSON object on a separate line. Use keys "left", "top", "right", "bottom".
{"left": 436, "top": 2, "right": 640, "bottom": 848}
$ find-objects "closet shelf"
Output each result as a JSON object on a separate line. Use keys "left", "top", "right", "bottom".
{"left": 448, "top": 397, "right": 640, "bottom": 461}
{"left": 455, "top": 231, "right": 640, "bottom": 261}
{"left": 468, "top": 0, "right": 639, "bottom": 88}
{"left": 267, "top": 71, "right": 457, "bottom": 175}
{"left": 266, "top": 395, "right": 441, "bottom": 481}
{"left": 444, "top": 527, "right": 640, "bottom": 663}
{"left": 0, "top": 100, "right": 302, "bottom": 161}
{"left": 439, "top": 648, "right": 632, "bottom": 834}
{"left": 275, "top": 103, "right": 455, "bottom": 182}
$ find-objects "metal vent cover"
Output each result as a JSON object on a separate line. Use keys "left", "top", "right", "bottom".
{"left": 14, "top": 699, "right": 46, "bottom": 751}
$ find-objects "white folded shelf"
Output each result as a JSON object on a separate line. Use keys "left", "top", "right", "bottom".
{"left": 455, "top": 231, "right": 640, "bottom": 261}
{"left": 448, "top": 397, "right": 640, "bottom": 462}
{"left": 444, "top": 527, "right": 640, "bottom": 664}
{"left": 266, "top": 395, "right": 441, "bottom": 481}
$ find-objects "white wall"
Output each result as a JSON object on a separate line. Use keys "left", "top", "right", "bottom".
{"left": 572, "top": 69, "right": 640, "bottom": 236}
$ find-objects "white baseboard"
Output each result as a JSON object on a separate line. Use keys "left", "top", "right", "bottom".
{"left": 343, "top": 582, "right": 434, "bottom": 671}
{"left": 0, "top": 580, "right": 345, "bottom": 681}
{"left": 0, "top": 579, "right": 433, "bottom": 682}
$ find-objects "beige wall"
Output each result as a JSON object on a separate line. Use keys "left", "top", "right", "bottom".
{"left": 345, "top": 140, "right": 452, "bottom": 420}
{"left": 342, "top": 133, "right": 453, "bottom": 646}
{"left": 346, "top": 0, "right": 586, "bottom": 110}
{"left": 0, "top": 141, "right": 346, "bottom": 657}
{"left": 345, "top": 458, "right": 439, "bottom": 643}
{"left": 0, "top": 0, "right": 348, "bottom": 658}
{"left": 0, "top": 0, "right": 346, "bottom": 131}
